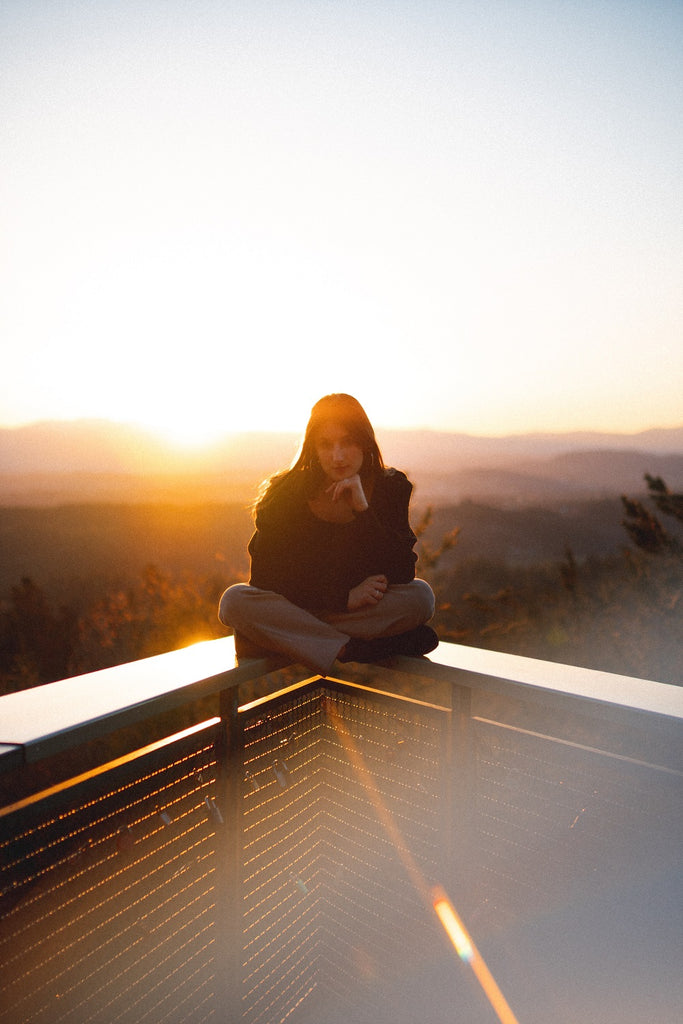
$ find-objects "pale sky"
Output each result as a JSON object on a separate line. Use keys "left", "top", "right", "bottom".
{"left": 2, "top": 0, "right": 682, "bottom": 445}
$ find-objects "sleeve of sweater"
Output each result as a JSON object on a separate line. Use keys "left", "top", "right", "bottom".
{"left": 248, "top": 505, "right": 307, "bottom": 603}
{"left": 353, "top": 470, "right": 418, "bottom": 583}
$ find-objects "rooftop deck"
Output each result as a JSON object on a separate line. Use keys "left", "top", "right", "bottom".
{"left": 1, "top": 639, "right": 682, "bottom": 1023}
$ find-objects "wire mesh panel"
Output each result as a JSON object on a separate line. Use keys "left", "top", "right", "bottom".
{"left": 1, "top": 680, "right": 450, "bottom": 1024}
{"left": 316, "top": 689, "right": 446, "bottom": 995}
{"left": 468, "top": 716, "right": 683, "bottom": 932}
{"left": 240, "top": 686, "right": 324, "bottom": 1024}
{"left": 239, "top": 683, "right": 449, "bottom": 1023}
{"left": 0, "top": 721, "right": 222, "bottom": 1024}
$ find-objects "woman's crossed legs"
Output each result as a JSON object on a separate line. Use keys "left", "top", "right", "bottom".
{"left": 218, "top": 580, "right": 436, "bottom": 676}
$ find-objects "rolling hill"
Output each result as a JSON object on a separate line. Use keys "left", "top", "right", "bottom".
{"left": 0, "top": 420, "right": 681, "bottom": 506}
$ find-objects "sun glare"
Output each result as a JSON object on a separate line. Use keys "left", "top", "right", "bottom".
{"left": 144, "top": 415, "right": 231, "bottom": 450}
{"left": 124, "top": 368, "right": 317, "bottom": 449}
{"left": 131, "top": 388, "right": 308, "bottom": 450}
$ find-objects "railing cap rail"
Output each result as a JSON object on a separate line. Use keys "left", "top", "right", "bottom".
{"left": 1, "top": 638, "right": 681, "bottom": 770}
{"left": 0, "top": 637, "right": 272, "bottom": 767}
{"left": 421, "top": 642, "right": 683, "bottom": 720}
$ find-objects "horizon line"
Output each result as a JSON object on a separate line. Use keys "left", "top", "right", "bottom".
{"left": 1, "top": 415, "right": 682, "bottom": 444}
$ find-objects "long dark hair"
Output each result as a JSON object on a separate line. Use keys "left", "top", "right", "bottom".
{"left": 254, "top": 394, "right": 385, "bottom": 514}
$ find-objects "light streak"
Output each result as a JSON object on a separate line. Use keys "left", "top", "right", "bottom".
{"left": 431, "top": 888, "right": 520, "bottom": 1024}
{"left": 326, "top": 697, "right": 520, "bottom": 1024}
{"left": 431, "top": 889, "right": 474, "bottom": 962}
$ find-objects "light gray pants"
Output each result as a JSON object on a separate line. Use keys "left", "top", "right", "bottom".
{"left": 218, "top": 579, "right": 435, "bottom": 676}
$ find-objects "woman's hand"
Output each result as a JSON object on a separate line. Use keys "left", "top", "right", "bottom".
{"left": 326, "top": 473, "right": 369, "bottom": 512}
{"left": 347, "top": 574, "right": 388, "bottom": 611}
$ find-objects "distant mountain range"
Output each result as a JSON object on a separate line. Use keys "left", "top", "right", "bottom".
{"left": 0, "top": 419, "right": 681, "bottom": 506}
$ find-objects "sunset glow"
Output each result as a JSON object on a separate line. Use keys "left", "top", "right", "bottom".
{"left": 2, "top": 1, "right": 682, "bottom": 440}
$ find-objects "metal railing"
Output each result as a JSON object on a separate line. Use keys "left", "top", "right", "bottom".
{"left": 1, "top": 639, "right": 682, "bottom": 1024}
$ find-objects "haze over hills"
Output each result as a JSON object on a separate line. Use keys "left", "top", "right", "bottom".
{"left": 0, "top": 419, "right": 681, "bottom": 507}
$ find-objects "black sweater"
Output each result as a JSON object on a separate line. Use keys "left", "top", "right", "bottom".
{"left": 248, "top": 469, "right": 418, "bottom": 612}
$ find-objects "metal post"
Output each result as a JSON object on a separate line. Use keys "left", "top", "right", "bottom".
{"left": 446, "top": 682, "right": 473, "bottom": 907}
{"left": 214, "top": 683, "right": 244, "bottom": 1022}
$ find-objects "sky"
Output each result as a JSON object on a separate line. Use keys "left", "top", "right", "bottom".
{"left": 1, "top": 0, "right": 682, "bottom": 445}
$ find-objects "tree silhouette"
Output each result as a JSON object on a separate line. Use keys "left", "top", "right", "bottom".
{"left": 622, "top": 475, "right": 682, "bottom": 556}
{"left": 414, "top": 505, "right": 460, "bottom": 571}
{"left": 0, "top": 578, "right": 77, "bottom": 694}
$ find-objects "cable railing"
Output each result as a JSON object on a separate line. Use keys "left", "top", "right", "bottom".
{"left": 1, "top": 639, "right": 682, "bottom": 1024}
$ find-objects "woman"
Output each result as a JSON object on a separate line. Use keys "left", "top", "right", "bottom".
{"left": 219, "top": 393, "right": 438, "bottom": 675}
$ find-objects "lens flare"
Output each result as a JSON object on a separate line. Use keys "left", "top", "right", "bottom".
{"left": 431, "top": 887, "right": 520, "bottom": 1024}
{"left": 325, "top": 696, "right": 520, "bottom": 1024}
{"left": 431, "top": 889, "right": 474, "bottom": 962}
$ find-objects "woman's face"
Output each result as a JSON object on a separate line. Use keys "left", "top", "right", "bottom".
{"left": 314, "top": 421, "right": 364, "bottom": 484}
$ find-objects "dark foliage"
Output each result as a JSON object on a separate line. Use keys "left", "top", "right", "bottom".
{"left": 419, "top": 474, "right": 682, "bottom": 685}
{"left": 622, "top": 474, "right": 683, "bottom": 555}
{"left": 0, "top": 578, "right": 78, "bottom": 692}
{"left": 0, "top": 566, "right": 230, "bottom": 695}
